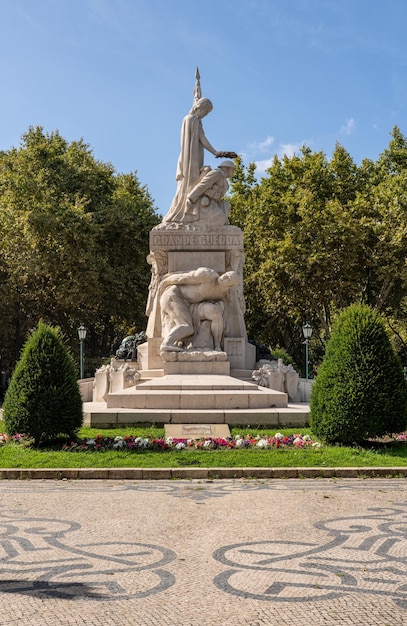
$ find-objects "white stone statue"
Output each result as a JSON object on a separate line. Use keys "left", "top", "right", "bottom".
{"left": 185, "top": 160, "right": 235, "bottom": 227}
{"left": 163, "top": 68, "right": 236, "bottom": 224}
{"left": 146, "top": 249, "right": 168, "bottom": 317}
{"left": 158, "top": 267, "right": 239, "bottom": 353}
{"left": 252, "top": 359, "right": 301, "bottom": 402}
{"left": 93, "top": 363, "right": 112, "bottom": 402}
{"left": 93, "top": 360, "right": 140, "bottom": 401}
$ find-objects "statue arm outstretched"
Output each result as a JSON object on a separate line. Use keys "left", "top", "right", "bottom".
{"left": 199, "top": 127, "right": 219, "bottom": 157}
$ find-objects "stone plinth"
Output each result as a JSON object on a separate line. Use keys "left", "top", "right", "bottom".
{"left": 149, "top": 227, "right": 243, "bottom": 253}
{"left": 145, "top": 225, "right": 254, "bottom": 372}
{"left": 106, "top": 374, "right": 287, "bottom": 411}
{"left": 83, "top": 401, "right": 310, "bottom": 428}
{"left": 160, "top": 348, "right": 230, "bottom": 375}
{"left": 163, "top": 361, "right": 230, "bottom": 375}
{"left": 137, "top": 339, "right": 162, "bottom": 370}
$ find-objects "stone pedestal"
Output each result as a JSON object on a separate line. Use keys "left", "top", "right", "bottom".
{"left": 90, "top": 221, "right": 289, "bottom": 422}
{"left": 106, "top": 374, "right": 288, "bottom": 411}
{"left": 144, "top": 224, "right": 254, "bottom": 372}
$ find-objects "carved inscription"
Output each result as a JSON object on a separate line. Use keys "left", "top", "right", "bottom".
{"left": 181, "top": 425, "right": 213, "bottom": 436}
{"left": 150, "top": 232, "right": 242, "bottom": 250}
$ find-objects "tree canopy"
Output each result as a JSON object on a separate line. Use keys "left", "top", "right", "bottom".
{"left": 229, "top": 126, "right": 407, "bottom": 370}
{"left": 0, "top": 127, "right": 160, "bottom": 370}
{"left": 2, "top": 124, "right": 407, "bottom": 377}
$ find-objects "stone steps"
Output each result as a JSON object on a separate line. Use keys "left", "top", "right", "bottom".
{"left": 135, "top": 374, "right": 259, "bottom": 390}
{"left": 106, "top": 386, "right": 286, "bottom": 410}
{"left": 83, "top": 402, "right": 310, "bottom": 428}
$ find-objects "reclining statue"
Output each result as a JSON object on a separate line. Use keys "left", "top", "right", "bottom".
{"left": 159, "top": 267, "right": 239, "bottom": 353}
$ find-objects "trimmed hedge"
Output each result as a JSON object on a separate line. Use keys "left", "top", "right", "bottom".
{"left": 310, "top": 304, "right": 407, "bottom": 444}
{"left": 3, "top": 322, "right": 83, "bottom": 443}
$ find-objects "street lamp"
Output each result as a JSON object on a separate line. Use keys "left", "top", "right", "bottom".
{"left": 302, "top": 323, "right": 312, "bottom": 380}
{"left": 78, "top": 325, "right": 87, "bottom": 380}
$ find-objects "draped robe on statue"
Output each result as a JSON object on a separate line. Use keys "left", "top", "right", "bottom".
{"left": 163, "top": 113, "right": 207, "bottom": 223}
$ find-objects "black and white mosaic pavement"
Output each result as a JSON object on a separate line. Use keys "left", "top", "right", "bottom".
{"left": 213, "top": 501, "right": 407, "bottom": 606}
{"left": 0, "top": 504, "right": 176, "bottom": 600}
{"left": 0, "top": 478, "right": 406, "bottom": 625}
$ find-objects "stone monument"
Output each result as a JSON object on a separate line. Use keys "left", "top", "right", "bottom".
{"left": 139, "top": 68, "right": 252, "bottom": 373}
{"left": 88, "top": 70, "right": 309, "bottom": 429}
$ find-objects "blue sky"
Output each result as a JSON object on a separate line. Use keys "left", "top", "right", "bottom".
{"left": 1, "top": 0, "right": 407, "bottom": 215}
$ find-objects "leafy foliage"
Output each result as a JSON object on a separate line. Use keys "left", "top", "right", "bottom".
{"left": 269, "top": 347, "right": 298, "bottom": 371}
{"left": 0, "top": 127, "right": 160, "bottom": 368}
{"left": 229, "top": 127, "right": 407, "bottom": 368}
{"left": 310, "top": 304, "right": 407, "bottom": 444}
{"left": 3, "top": 322, "right": 83, "bottom": 444}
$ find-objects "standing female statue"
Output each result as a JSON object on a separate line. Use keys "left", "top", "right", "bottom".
{"left": 163, "top": 69, "right": 236, "bottom": 224}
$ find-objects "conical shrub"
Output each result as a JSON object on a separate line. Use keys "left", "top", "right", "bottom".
{"left": 3, "top": 322, "right": 83, "bottom": 443}
{"left": 310, "top": 304, "right": 407, "bottom": 444}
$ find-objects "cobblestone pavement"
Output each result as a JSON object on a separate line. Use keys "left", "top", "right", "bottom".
{"left": 0, "top": 478, "right": 406, "bottom": 625}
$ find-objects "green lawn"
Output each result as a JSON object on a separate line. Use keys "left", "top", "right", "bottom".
{"left": 0, "top": 422, "right": 407, "bottom": 469}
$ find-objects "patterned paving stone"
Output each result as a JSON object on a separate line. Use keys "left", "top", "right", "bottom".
{"left": 0, "top": 478, "right": 406, "bottom": 624}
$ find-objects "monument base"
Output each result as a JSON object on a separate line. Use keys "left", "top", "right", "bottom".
{"left": 90, "top": 356, "right": 310, "bottom": 429}
{"left": 83, "top": 402, "right": 310, "bottom": 429}
{"left": 106, "top": 374, "right": 287, "bottom": 410}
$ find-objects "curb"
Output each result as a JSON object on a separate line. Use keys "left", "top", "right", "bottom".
{"left": 0, "top": 467, "right": 406, "bottom": 480}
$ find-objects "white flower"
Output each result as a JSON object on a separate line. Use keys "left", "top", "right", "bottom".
{"left": 86, "top": 439, "right": 96, "bottom": 446}
{"left": 312, "top": 442, "right": 321, "bottom": 448}
{"left": 166, "top": 437, "right": 173, "bottom": 444}
{"left": 113, "top": 440, "right": 125, "bottom": 449}
{"left": 256, "top": 438, "right": 268, "bottom": 448}
{"left": 293, "top": 437, "right": 303, "bottom": 445}
{"left": 235, "top": 438, "right": 245, "bottom": 448}
{"left": 203, "top": 440, "right": 212, "bottom": 448}
{"left": 303, "top": 434, "right": 311, "bottom": 441}
{"left": 175, "top": 442, "right": 185, "bottom": 450}
{"left": 114, "top": 436, "right": 124, "bottom": 442}
{"left": 274, "top": 432, "right": 284, "bottom": 440}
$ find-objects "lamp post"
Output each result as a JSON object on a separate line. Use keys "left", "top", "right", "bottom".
{"left": 78, "top": 325, "right": 87, "bottom": 380}
{"left": 302, "top": 322, "right": 312, "bottom": 380}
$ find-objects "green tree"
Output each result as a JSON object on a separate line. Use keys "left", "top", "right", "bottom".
{"left": 229, "top": 128, "right": 407, "bottom": 368}
{"left": 310, "top": 304, "right": 407, "bottom": 444}
{"left": 377, "top": 125, "right": 407, "bottom": 175}
{"left": 3, "top": 322, "right": 83, "bottom": 443}
{"left": 0, "top": 127, "right": 160, "bottom": 367}
{"left": 229, "top": 145, "right": 367, "bottom": 364}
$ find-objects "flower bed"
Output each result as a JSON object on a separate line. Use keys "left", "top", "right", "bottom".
{"left": 62, "top": 433, "right": 320, "bottom": 451}
{"left": 1, "top": 432, "right": 407, "bottom": 452}
{"left": 0, "top": 433, "right": 29, "bottom": 444}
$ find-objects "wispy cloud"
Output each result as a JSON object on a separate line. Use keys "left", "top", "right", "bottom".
{"left": 253, "top": 141, "right": 302, "bottom": 175}
{"left": 239, "top": 134, "right": 274, "bottom": 169}
{"left": 243, "top": 133, "right": 304, "bottom": 176}
{"left": 247, "top": 135, "right": 275, "bottom": 154}
{"left": 257, "top": 135, "right": 275, "bottom": 152}
{"left": 340, "top": 117, "right": 356, "bottom": 135}
{"left": 278, "top": 143, "right": 301, "bottom": 158}
{"left": 254, "top": 157, "right": 275, "bottom": 175}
